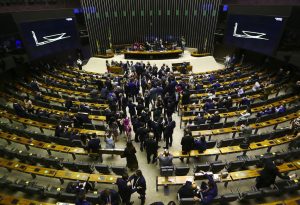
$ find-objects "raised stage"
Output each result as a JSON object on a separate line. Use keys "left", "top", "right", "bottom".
{"left": 83, "top": 51, "right": 224, "bottom": 74}
{"left": 124, "top": 49, "right": 183, "bottom": 60}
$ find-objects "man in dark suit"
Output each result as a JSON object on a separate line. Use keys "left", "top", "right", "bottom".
{"left": 116, "top": 174, "right": 133, "bottom": 205}
{"left": 129, "top": 170, "right": 146, "bottom": 205}
{"left": 136, "top": 123, "right": 148, "bottom": 151}
{"left": 180, "top": 130, "right": 194, "bottom": 163}
{"left": 178, "top": 181, "right": 194, "bottom": 198}
{"left": 86, "top": 134, "right": 102, "bottom": 161}
{"left": 163, "top": 118, "right": 176, "bottom": 149}
{"left": 99, "top": 189, "right": 121, "bottom": 205}
{"left": 144, "top": 133, "right": 159, "bottom": 164}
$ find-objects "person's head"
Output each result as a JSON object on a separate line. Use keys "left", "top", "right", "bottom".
{"left": 185, "top": 180, "right": 192, "bottom": 186}
{"left": 92, "top": 133, "right": 97, "bottom": 139}
{"left": 192, "top": 182, "right": 197, "bottom": 190}
{"left": 163, "top": 149, "right": 169, "bottom": 156}
{"left": 122, "top": 173, "right": 129, "bottom": 180}
{"left": 103, "top": 189, "right": 110, "bottom": 196}
{"left": 136, "top": 169, "right": 142, "bottom": 177}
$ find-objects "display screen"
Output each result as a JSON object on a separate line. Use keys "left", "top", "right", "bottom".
{"left": 225, "top": 14, "right": 286, "bottom": 56}
{"left": 19, "top": 18, "right": 79, "bottom": 59}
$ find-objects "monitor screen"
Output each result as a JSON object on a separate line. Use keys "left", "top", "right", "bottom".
{"left": 19, "top": 18, "right": 79, "bottom": 59}
{"left": 224, "top": 14, "right": 286, "bottom": 56}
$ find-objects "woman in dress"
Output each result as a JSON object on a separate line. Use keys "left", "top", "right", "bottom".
{"left": 123, "top": 142, "right": 138, "bottom": 171}
{"left": 123, "top": 117, "right": 132, "bottom": 142}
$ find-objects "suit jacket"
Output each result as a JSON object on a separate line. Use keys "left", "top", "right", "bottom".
{"left": 129, "top": 174, "right": 146, "bottom": 194}
{"left": 100, "top": 189, "right": 120, "bottom": 205}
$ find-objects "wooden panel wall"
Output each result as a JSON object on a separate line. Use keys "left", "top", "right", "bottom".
{"left": 81, "top": 0, "right": 221, "bottom": 55}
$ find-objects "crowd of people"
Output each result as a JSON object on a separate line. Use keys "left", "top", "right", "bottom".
{"left": 9, "top": 58, "right": 298, "bottom": 205}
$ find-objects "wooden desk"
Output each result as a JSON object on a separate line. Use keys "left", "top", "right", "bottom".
{"left": 230, "top": 169, "right": 261, "bottom": 181}
{"left": 292, "top": 160, "right": 300, "bottom": 169}
{"left": 5, "top": 95, "right": 106, "bottom": 122}
{"left": 219, "top": 146, "right": 246, "bottom": 154}
{"left": 55, "top": 170, "right": 89, "bottom": 182}
{"left": 156, "top": 176, "right": 194, "bottom": 191}
{"left": 25, "top": 166, "right": 57, "bottom": 177}
{"left": 156, "top": 159, "right": 300, "bottom": 191}
{"left": 190, "top": 148, "right": 220, "bottom": 157}
{"left": 124, "top": 50, "right": 183, "bottom": 60}
{"left": 249, "top": 140, "right": 276, "bottom": 150}
{"left": 89, "top": 174, "right": 119, "bottom": 183}
{"left": 16, "top": 84, "right": 109, "bottom": 109}
{"left": 284, "top": 196, "right": 300, "bottom": 205}
{"left": 0, "top": 157, "right": 118, "bottom": 185}
{"left": 259, "top": 201, "right": 285, "bottom": 205}
{"left": 0, "top": 131, "right": 124, "bottom": 159}
{"left": 39, "top": 82, "right": 90, "bottom": 97}
{"left": 191, "top": 112, "right": 300, "bottom": 137}
{"left": 0, "top": 193, "right": 55, "bottom": 205}
{"left": 164, "top": 134, "right": 297, "bottom": 161}
{"left": 0, "top": 110, "right": 106, "bottom": 136}
{"left": 181, "top": 95, "right": 299, "bottom": 123}
{"left": 230, "top": 161, "right": 298, "bottom": 181}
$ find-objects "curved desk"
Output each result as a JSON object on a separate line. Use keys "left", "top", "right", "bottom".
{"left": 124, "top": 50, "right": 183, "bottom": 60}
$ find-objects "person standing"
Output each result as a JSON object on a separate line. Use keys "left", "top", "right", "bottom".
{"left": 136, "top": 122, "right": 148, "bottom": 151}
{"left": 144, "top": 133, "right": 159, "bottom": 164}
{"left": 255, "top": 159, "right": 292, "bottom": 189}
{"left": 180, "top": 129, "right": 194, "bottom": 163}
{"left": 129, "top": 170, "right": 147, "bottom": 205}
{"left": 99, "top": 189, "right": 121, "bottom": 205}
{"left": 163, "top": 117, "right": 176, "bottom": 149}
{"left": 122, "top": 142, "right": 139, "bottom": 171}
{"left": 116, "top": 174, "right": 133, "bottom": 205}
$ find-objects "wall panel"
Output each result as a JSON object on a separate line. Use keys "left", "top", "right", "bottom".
{"left": 81, "top": 0, "right": 221, "bottom": 55}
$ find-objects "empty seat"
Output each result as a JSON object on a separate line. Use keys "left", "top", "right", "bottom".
{"left": 198, "top": 124, "right": 211, "bottom": 130}
{"left": 212, "top": 122, "right": 223, "bottom": 129}
{"left": 206, "top": 140, "right": 217, "bottom": 149}
{"left": 231, "top": 137, "right": 244, "bottom": 146}
{"left": 221, "top": 193, "right": 239, "bottom": 203}
{"left": 160, "top": 166, "right": 174, "bottom": 177}
{"left": 42, "top": 157, "right": 63, "bottom": 170}
{"left": 60, "top": 192, "right": 77, "bottom": 202}
{"left": 194, "top": 163, "right": 210, "bottom": 173}
{"left": 62, "top": 161, "right": 78, "bottom": 171}
{"left": 260, "top": 187, "right": 280, "bottom": 197}
{"left": 111, "top": 166, "right": 127, "bottom": 176}
{"left": 0, "top": 176, "right": 12, "bottom": 188}
{"left": 24, "top": 183, "right": 44, "bottom": 195}
{"left": 76, "top": 162, "right": 94, "bottom": 173}
{"left": 210, "top": 162, "right": 226, "bottom": 173}
{"left": 241, "top": 190, "right": 263, "bottom": 200}
{"left": 175, "top": 166, "right": 190, "bottom": 176}
{"left": 217, "top": 139, "right": 233, "bottom": 148}
{"left": 226, "top": 160, "right": 245, "bottom": 172}
{"left": 71, "top": 140, "right": 85, "bottom": 148}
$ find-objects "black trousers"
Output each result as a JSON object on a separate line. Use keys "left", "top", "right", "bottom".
{"left": 165, "top": 135, "right": 173, "bottom": 149}
{"left": 120, "top": 192, "right": 131, "bottom": 205}
{"left": 137, "top": 191, "right": 146, "bottom": 205}
{"left": 146, "top": 152, "right": 157, "bottom": 164}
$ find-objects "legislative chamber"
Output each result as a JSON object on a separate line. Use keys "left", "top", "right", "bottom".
{"left": 0, "top": 1, "right": 299, "bottom": 205}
